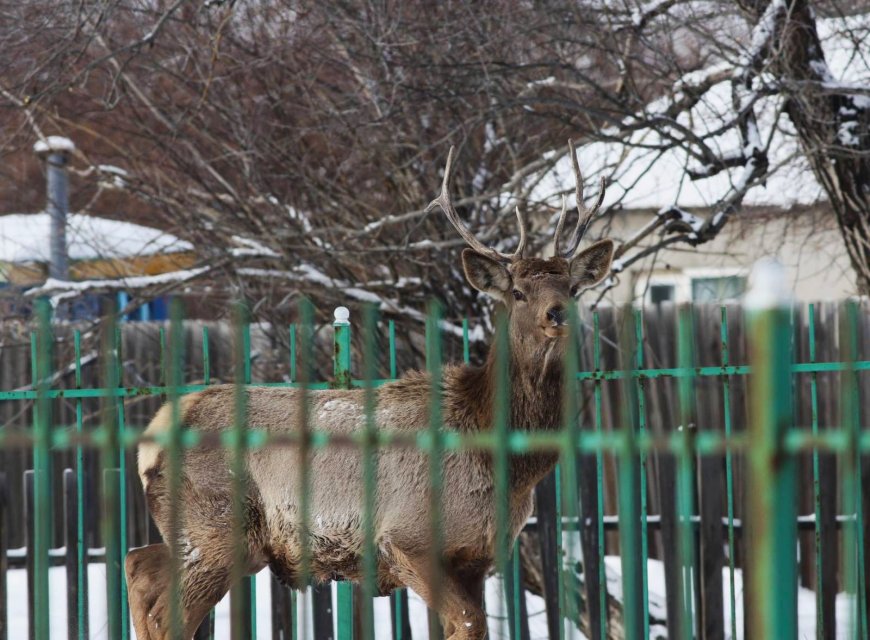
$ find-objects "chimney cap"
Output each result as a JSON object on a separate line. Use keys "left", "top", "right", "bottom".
{"left": 33, "top": 136, "right": 75, "bottom": 156}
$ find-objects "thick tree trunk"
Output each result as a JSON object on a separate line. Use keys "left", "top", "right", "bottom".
{"left": 742, "top": 0, "right": 870, "bottom": 293}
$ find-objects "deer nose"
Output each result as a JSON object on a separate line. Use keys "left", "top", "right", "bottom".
{"left": 546, "top": 305, "right": 566, "bottom": 325}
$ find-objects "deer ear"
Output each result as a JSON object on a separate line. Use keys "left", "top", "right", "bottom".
{"left": 569, "top": 239, "right": 614, "bottom": 292}
{"left": 462, "top": 249, "right": 511, "bottom": 299}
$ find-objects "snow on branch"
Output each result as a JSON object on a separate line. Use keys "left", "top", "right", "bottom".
{"left": 27, "top": 267, "right": 214, "bottom": 305}
{"left": 236, "top": 267, "right": 483, "bottom": 341}
{"left": 686, "top": 149, "right": 750, "bottom": 180}
{"left": 229, "top": 235, "right": 281, "bottom": 258}
{"left": 818, "top": 82, "right": 870, "bottom": 102}
{"left": 601, "top": 144, "right": 769, "bottom": 290}
{"left": 735, "top": 0, "right": 787, "bottom": 83}
{"left": 629, "top": 0, "right": 682, "bottom": 30}
{"left": 657, "top": 206, "right": 703, "bottom": 237}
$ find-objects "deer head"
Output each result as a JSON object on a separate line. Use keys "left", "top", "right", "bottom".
{"left": 427, "top": 141, "right": 614, "bottom": 363}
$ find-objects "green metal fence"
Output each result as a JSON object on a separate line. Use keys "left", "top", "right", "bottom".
{"left": 0, "top": 292, "right": 868, "bottom": 639}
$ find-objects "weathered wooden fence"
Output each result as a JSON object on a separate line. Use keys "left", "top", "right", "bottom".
{"left": 0, "top": 299, "right": 868, "bottom": 639}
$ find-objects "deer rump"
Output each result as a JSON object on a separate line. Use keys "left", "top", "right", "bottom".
{"left": 138, "top": 377, "right": 532, "bottom": 598}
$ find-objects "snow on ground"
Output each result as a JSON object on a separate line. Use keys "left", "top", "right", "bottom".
{"left": 5, "top": 564, "right": 553, "bottom": 640}
{"left": 6, "top": 557, "right": 862, "bottom": 638}
{"left": 0, "top": 213, "right": 192, "bottom": 264}
{"left": 603, "top": 556, "right": 860, "bottom": 640}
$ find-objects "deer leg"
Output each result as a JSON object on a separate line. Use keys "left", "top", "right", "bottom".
{"left": 432, "top": 572, "right": 488, "bottom": 640}
{"left": 179, "top": 562, "right": 232, "bottom": 639}
{"left": 449, "top": 567, "right": 487, "bottom": 640}
{"left": 126, "top": 544, "right": 172, "bottom": 640}
{"left": 389, "top": 550, "right": 488, "bottom": 640}
{"left": 442, "top": 616, "right": 456, "bottom": 638}
{"left": 126, "top": 543, "right": 232, "bottom": 640}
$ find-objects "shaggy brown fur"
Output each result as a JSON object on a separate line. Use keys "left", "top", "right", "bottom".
{"left": 126, "top": 242, "right": 613, "bottom": 640}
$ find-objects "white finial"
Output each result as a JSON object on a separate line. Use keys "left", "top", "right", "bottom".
{"left": 333, "top": 306, "right": 350, "bottom": 325}
{"left": 744, "top": 258, "right": 791, "bottom": 309}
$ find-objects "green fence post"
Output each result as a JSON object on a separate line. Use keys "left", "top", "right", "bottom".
{"left": 592, "top": 312, "right": 608, "bottom": 640}
{"left": 197, "top": 324, "right": 217, "bottom": 639}
{"left": 558, "top": 305, "right": 582, "bottom": 639}
{"left": 617, "top": 307, "right": 644, "bottom": 640}
{"left": 32, "top": 300, "right": 51, "bottom": 640}
{"left": 289, "top": 324, "right": 296, "bottom": 383}
{"left": 296, "top": 299, "right": 315, "bottom": 640}
{"left": 633, "top": 308, "right": 650, "bottom": 640}
{"left": 493, "top": 308, "right": 510, "bottom": 640}
{"left": 675, "top": 304, "right": 698, "bottom": 640}
{"left": 807, "top": 303, "right": 829, "bottom": 639}
{"left": 386, "top": 317, "right": 409, "bottom": 640}
{"left": 114, "top": 325, "right": 130, "bottom": 639}
{"left": 360, "top": 305, "right": 379, "bottom": 640}
{"left": 720, "top": 307, "right": 738, "bottom": 640}
{"left": 166, "top": 299, "right": 186, "bottom": 639}
{"left": 230, "top": 303, "right": 252, "bottom": 640}
{"left": 744, "top": 260, "right": 797, "bottom": 639}
{"left": 554, "top": 461, "right": 564, "bottom": 640}
{"left": 243, "top": 319, "right": 257, "bottom": 640}
{"left": 73, "top": 329, "right": 89, "bottom": 640}
{"left": 101, "top": 304, "right": 123, "bottom": 640}
{"left": 841, "top": 301, "right": 868, "bottom": 639}
{"left": 462, "top": 317, "right": 470, "bottom": 365}
{"left": 426, "top": 301, "right": 445, "bottom": 640}
{"left": 333, "top": 306, "right": 355, "bottom": 640}
{"left": 202, "top": 326, "right": 211, "bottom": 385}
{"left": 388, "top": 319, "right": 397, "bottom": 379}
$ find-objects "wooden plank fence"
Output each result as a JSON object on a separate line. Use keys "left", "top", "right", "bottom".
{"left": 0, "top": 301, "right": 867, "bottom": 639}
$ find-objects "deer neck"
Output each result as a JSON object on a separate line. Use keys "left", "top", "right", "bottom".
{"left": 453, "top": 335, "right": 564, "bottom": 492}
{"left": 488, "top": 340, "right": 564, "bottom": 431}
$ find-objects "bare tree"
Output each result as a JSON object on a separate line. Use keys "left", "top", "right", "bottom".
{"left": 0, "top": 0, "right": 867, "bottom": 335}
{"left": 3, "top": 3, "right": 865, "bottom": 635}
{"left": 734, "top": 0, "right": 870, "bottom": 291}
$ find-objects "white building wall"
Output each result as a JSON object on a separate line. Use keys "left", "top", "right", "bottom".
{"left": 589, "top": 207, "right": 857, "bottom": 305}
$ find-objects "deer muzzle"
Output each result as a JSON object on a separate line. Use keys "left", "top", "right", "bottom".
{"left": 543, "top": 305, "right": 569, "bottom": 338}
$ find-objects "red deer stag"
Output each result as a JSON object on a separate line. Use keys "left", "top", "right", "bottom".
{"left": 126, "top": 141, "right": 614, "bottom": 640}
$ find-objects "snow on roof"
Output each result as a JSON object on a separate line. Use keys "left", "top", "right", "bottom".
{"left": 33, "top": 136, "right": 76, "bottom": 154}
{"left": 0, "top": 212, "right": 193, "bottom": 264}
{"left": 533, "top": 14, "right": 870, "bottom": 211}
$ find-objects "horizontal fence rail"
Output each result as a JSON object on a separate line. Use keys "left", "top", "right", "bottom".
{"left": 0, "top": 298, "right": 867, "bottom": 640}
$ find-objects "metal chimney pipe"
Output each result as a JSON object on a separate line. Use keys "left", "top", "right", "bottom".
{"left": 34, "top": 136, "right": 75, "bottom": 281}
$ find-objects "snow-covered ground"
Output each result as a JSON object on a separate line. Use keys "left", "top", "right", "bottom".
{"left": 602, "top": 557, "right": 859, "bottom": 640}
{"left": 5, "top": 558, "right": 859, "bottom": 638}
{"left": 5, "top": 564, "right": 552, "bottom": 640}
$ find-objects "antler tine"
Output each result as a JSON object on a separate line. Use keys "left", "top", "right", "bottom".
{"left": 551, "top": 195, "right": 568, "bottom": 257}
{"left": 511, "top": 205, "right": 528, "bottom": 260}
{"left": 559, "top": 139, "right": 606, "bottom": 258}
{"left": 426, "top": 146, "right": 516, "bottom": 263}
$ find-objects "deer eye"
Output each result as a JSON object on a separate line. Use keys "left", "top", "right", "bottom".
{"left": 512, "top": 289, "right": 526, "bottom": 301}
{"left": 570, "top": 285, "right": 580, "bottom": 297}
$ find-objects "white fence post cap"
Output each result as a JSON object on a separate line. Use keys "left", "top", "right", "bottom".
{"left": 744, "top": 258, "right": 791, "bottom": 310}
{"left": 334, "top": 306, "right": 350, "bottom": 325}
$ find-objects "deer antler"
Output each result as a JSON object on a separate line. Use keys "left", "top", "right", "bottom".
{"left": 427, "top": 146, "right": 527, "bottom": 263}
{"left": 553, "top": 139, "right": 606, "bottom": 258}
